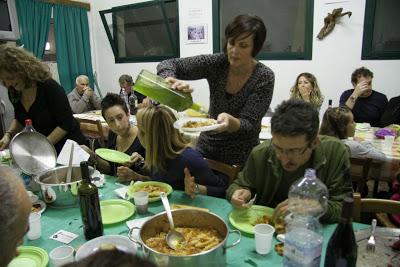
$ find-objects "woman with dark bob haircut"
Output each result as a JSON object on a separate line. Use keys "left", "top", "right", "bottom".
{"left": 157, "top": 14, "right": 274, "bottom": 167}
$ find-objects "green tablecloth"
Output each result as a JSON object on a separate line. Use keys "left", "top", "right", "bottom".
{"left": 24, "top": 176, "right": 368, "bottom": 267}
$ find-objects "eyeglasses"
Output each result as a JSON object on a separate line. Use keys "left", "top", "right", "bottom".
{"left": 271, "top": 141, "right": 310, "bottom": 157}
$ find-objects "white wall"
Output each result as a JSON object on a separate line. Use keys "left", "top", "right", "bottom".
{"left": 88, "top": 0, "right": 400, "bottom": 117}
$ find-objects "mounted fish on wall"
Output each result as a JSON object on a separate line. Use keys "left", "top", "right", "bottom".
{"left": 317, "top": 8, "right": 352, "bottom": 40}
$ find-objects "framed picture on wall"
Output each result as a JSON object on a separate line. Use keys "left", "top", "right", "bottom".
{"left": 185, "top": 24, "right": 208, "bottom": 44}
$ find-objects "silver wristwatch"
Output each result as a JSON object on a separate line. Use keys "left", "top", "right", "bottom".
{"left": 194, "top": 183, "right": 200, "bottom": 194}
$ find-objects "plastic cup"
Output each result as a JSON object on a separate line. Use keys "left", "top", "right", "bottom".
{"left": 49, "top": 245, "right": 75, "bottom": 267}
{"left": 133, "top": 191, "right": 149, "bottom": 214}
{"left": 384, "top": 135, "right": 395, "bottom": 149}
{"left": 27, "top": 212, "right": 41, "bottom": 240}
{"left": 254, "top": 224, "right": 275, "bottom": 255}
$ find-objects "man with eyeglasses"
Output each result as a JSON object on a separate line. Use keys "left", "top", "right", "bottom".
{"left": 68, "top": 75, "right": 101, "bottom": 114}
{"left": 339, "top": 66, "right": 388, "bottom": 127}
{"left": 0, "top": 166, "right": 31, "bottom": 267}
{"left": 227, "top": 99, "right": 352, "bottom": 223}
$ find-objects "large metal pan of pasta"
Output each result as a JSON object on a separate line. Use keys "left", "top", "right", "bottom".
{"left": 128, "top": 209, "right": 241, "bottom": 267}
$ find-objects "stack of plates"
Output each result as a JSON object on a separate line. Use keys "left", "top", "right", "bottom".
{"left": 8, "top": 246, "right": 48, "bottom": 267}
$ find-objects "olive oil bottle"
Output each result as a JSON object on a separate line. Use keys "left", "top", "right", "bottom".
{"left": 78, "top": 161, "right": 103, "bottom": 240}
{"left": 134, "top": 69, "right": 203, "bottom": 112}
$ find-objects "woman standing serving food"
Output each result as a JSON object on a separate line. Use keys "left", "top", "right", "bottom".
{"left": 0, "top": 45, "right": 87, "bottom": 154}
{"left": 157, "top": 14, "right": 274, "bottom": 166}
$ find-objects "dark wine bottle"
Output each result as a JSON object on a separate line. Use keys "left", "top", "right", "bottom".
{"left": 324, "top": 197, "right": 357, "bottom": 267}
{"left": 78, "top": 161, "right": 103, "bottom": 240}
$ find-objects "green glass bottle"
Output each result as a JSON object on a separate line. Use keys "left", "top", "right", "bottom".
{"left": 134, "top": 69, "right": 204, "bottom": 112}
{"left": 324, "top": 197, "right": 357, "bottom": 267}
{"left": 78, "top": 161, "right": 103, "bottom": 240}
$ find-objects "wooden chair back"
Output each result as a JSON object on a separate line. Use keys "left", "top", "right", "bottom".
{"left": 350, "top": 157, "right": 372, "bottom": 194}
{"left": 352, "top": 192, "right": 400, "bottom": 225}
{"left": 77, "top": 118, "right": 106, "bottom": 148}
{"left": 205, "top": 158, "right": 240, "bottom": 185}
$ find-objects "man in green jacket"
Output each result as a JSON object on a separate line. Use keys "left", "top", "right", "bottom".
{"left": 227, "top": 100, "right": 352, "bottom": 223}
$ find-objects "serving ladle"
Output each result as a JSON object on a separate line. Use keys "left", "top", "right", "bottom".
{"left": 160, "top": 192, "right": 185, "bottom": 250}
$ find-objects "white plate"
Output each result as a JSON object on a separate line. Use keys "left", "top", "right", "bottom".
{"left": 75, "top": 235, "right": 137, "bottom": 261}
{"left": 173, "top": 118, "right": 221, "bottom": 132}
{"left": 356, "top": 123, "right": 371, "bottom": 131}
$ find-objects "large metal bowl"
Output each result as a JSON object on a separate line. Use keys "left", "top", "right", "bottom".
{"left": 9, "top": 131, "right": 57, "bottom": 176}
{"left": 35, "top": 165, "right": 95, "bottom": 208}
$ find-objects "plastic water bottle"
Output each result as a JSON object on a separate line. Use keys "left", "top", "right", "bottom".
{"left": 120, "top": 88, "right": 130, "bottom": 114}
{"left": 283, "top": 168, "right": 328, "bottom": 267}
{"left": 128, "top": 92, "right": 138, "bottom": 115}
{"left": 23, "top": 119, "right": 36, "bottom": 132}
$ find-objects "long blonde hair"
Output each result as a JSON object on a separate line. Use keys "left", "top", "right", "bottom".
{"left": 0, "top": 44, "right": 51, "bottom": 89}
{"left": 136, "top": 105, "right": 189, "bottom": 172}
{"left": 290, "top": 72, "right": 324, "bottom": 110}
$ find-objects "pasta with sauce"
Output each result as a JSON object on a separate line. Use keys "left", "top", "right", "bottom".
{"left": 145, "top": 227, "right": 223, "bottom": 256}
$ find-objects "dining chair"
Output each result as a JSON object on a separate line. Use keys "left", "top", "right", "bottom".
{"left": 353, "top": 192, "right": 400, "bottom": 227}
{"left": 205, "top": 158, "right": 240, "bottom": 185}
{"left": 369, "top": 160, "right": 387, "bottom": 198}
{"left": 350, "top": 157, "right": 372, "bottom": 196}
{"left": 77, "top": 118, "right": 107, "bottom": 148}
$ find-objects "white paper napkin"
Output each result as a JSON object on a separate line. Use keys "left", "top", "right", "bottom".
{"left": 114, "top": 181, "right": 142, "bottom": 199}
{"left": 57, "top": 139, "right": 90, "bottom": 166}
{"left": 115, "top": 186, "right": 129, "bottom": 199}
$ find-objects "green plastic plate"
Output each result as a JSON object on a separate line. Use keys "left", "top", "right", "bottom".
{"left": 8, "top": 246, "right": 49, "bottom": 267}
{"left": 100, "top": 199, "right": 135, "bottom": 224}
{"left": 127, "top": 181, "right": 173, "bottom": 202}
{"left": 95, "top": 148, "right": 130, "bottom": 164}
{"left": 229, "top": 205, "right": 274, "bottom": 235}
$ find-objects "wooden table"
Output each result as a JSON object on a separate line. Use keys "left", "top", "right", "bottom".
{"left": 354, "top": 123, "right": 400, "bottom": 184}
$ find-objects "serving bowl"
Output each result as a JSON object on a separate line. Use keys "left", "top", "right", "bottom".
{"left": 35, "top": 165, "right": 96, "bottom": 208}
{"left": 129, "top": 209, "right": 241, "bottom": 267}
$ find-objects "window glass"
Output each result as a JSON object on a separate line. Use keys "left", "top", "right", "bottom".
{"left": 215, "top": 0, "right": 313, "bottom": 60}
{"left": 100, "top": 1, "right": 179, "bottom": 63}
{"left": 362, "top": 0, "right": 400, "bottom": 59}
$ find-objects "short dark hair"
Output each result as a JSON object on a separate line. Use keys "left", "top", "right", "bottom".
{"left": 101, "top": 93, "right": 129, "bottom": 118}
{"left": 351, "top": 67, "right": 373, "bottom": 85}
{"left": 223, "top": 14, "right": 266, "bottom": 57}
{"left": 62, "top": 250, "right": 156, "bottom": 267}
{"left": 319, "top": 106, "right": 352, "bottom": 139}
{"left": 119, "top": 74, "right": 133, "bottom": 85}
{"left": 271, "top": 99, "right": 319, "bottom": 142}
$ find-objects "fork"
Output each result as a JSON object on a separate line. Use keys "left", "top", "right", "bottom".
{"left": 366, "top": 219, "right": 377, "bottom": 253}
{"left": 243, "top": 193, "right": 257, "bottom": 208}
